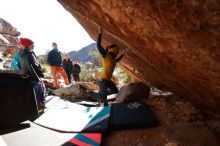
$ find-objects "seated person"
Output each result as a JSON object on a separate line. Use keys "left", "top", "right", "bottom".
{"left": 18, "top": 38, "right": 45, "bottom": 108}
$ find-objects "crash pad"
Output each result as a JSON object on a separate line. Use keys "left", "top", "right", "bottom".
{"left": 110, "top": 102, "right": 158, "bottom": 129}
{"left": 1, "top": 121, "right": 102, "bottom": 146}
{"left": 75, "top": 94, "right": 117, "bottom": 107}
{"left": 75, "top": 101, "right": 98, "bottom": 107}
{"left": 88, "top": 91, "right": 117, "bottom": 102}
{"left": 1, "top": 121, "right": 71, "bottom": 146}
{"left": 0, "top": 72, "right": 38, "bottom": 128}
{"left": 35, "top": 98, "right": 110, "bottom": 132}
{"left": 61, "top": 133, "right": 102, "bottom": 146}
{"left": 107, "top": 94, "right": 117, "bottom": 100}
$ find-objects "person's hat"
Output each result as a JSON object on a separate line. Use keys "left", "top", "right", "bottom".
{"left": 20, "top": 38, "right": 33, "bottom": 48}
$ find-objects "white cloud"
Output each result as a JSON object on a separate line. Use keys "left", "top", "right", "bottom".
{"left": 0, "top": 0, "right": 94, "bottom": 55}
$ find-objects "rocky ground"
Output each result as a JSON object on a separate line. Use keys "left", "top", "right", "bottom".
{"left": 43, "top": 81, "right": 220, "bottom": 145}
{"left": 103, "top": 93, "right": 220, "bottom": 146}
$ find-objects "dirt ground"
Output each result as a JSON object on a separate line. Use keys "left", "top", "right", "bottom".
{"left": 103, "top": 94, "right": 220, "bottom": 146}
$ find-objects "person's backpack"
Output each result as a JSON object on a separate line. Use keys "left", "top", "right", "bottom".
{"left": 11, "top": 51, "right": 21, "bottom": 70}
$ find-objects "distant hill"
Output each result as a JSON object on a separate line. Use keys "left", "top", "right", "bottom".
{"left": 68, "top": 43, "right": 98, "bottom": 64}
{"left": 38, "top": 43, "right": 100, "bottom": 65}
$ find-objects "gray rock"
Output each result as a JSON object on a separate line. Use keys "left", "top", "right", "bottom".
{"left": 116, "top": 82, "right": 150, "bottom": 103}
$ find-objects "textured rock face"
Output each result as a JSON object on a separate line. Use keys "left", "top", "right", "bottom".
{"left": 116, "top": 82, "right": 150, "bottom": 103}
{"left": 58, "top": 0, "right": 220, "bottom": 112}
{"left": 104, "top": 94, "right": 220, "bottom": 145}
{"left": 0, "top": 18, "right": 20, "bottom": 58}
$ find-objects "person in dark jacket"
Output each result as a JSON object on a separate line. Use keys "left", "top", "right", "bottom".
{"left": 72, "top": 59, "right": 81, "bottom": 82}
{"left": 47, "top": 42, "right": 69, "bottom": 87}
{"left": 18, "top": 38, "right": 45, "bottom": 106}
{"left": 62, "top": 54, "right": 73, "bottom": 83}
{"left": 91, "top": 28, "right": 125, "bottom": 106}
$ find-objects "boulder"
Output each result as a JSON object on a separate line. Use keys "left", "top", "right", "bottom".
{"left": 116, "top": 82, "right": 150, "bottom": 103}
{"left": 54, "top": 83, "right": 87, "bottom": 100}
{"left": 0, "top": 18, "right": 20, "bottom": 59}
{"left": 0, "top": 18, "right": 20, "bottom": 36}
{"left": 53, "top": 82, "right": 99, "bottom": 101}
{"left": 80, "top": 82, "right": 99, "bottom": 91}
{"left": 58, "top": 0, "right": 220, "bottom": 112}
{"left": 104, "top": 95, "right": 220, "bottom": 146}
{"left": 165, "top": 122, "right": 220, "bottom": 146}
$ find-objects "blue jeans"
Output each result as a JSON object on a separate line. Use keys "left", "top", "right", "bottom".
{"left": 32, "top": 81, "right": 45, "bottom": 104}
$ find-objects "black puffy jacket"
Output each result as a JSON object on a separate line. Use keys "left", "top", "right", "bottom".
{"left": 72, "top": 64, "right": 81, "bottom": 75}
{"left": 18, "top": 48, "right": 44, "bottom": 81}
{"left": 62, "top": 58, "right": 73, "bottom": 74}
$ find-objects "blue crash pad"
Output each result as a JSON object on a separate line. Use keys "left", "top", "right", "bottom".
{"left": 35, "top": 97, "right": 110, "bottom": 132}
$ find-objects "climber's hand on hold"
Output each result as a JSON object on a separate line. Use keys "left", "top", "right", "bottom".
{"left": 99, "top": 27, "right": 103, "bottom": 33}
{"left": 121, "top": 48, "right": 127, "bottom": 55}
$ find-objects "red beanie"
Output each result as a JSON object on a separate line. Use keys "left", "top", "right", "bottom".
{"left": 20, "top": 38, "right": 33, "bottom": 48}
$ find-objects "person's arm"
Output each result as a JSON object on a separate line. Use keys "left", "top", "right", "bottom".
{"left": 78, "top": 64, "right": 81, "bottom": 73}
{"left": 70, "top": 61, "right": 74, "bottom": 73}
{"left": 97, "top": 28, "right": 107, "bottom": 57}
{"left": 62, "top": 59, "right": 65, "bottom": 68}
{"left": 29, "top": 53, "right": 44, "bottom": 79}
{"left": 47, "top": 51, "right": 52, "bottom": 66}
{"left": 116, "top": 49, "right": 126, "bottom": 62}
{"left": 59, "top": 51, "right": 62, "bottom": 66}
{"left": 116, "top": 54, "right": 125, "bottom": 62}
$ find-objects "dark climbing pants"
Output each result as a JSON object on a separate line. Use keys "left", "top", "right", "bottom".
{"left": 88, "top": 80, "right": 118, "bottom": 105}
{"left": 98, "top": 79, "right": 118, "bottom": 104}
{"left": 32, "top": 81, "right": 45, "bottom": 104}
{"left": 73, "top": 74, "right": 80, "bottom": 82}
{"left": 67, "top": 73, "right": 72, "bottom": 83}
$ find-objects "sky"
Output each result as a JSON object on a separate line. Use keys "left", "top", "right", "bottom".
{"left": 0, "top": 0, "right": 94, "bottom": 55}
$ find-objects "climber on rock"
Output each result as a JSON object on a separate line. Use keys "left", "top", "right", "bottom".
{"left": 89, "top": 27, "right": 126, "bottom": 106}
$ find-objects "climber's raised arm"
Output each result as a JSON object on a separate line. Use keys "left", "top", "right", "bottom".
{"left": 97, "top": 27, "right": 107, "bottom": 57}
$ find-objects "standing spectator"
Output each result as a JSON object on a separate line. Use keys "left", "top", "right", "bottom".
{"left": 18, "top": 38, "right": 45, "bottom": 108}
{"left": 62, "top": 54, "right": 73, "bottom": 83}
{"left": 72, "top": 59, "right": 81, "bottom": 82}
{"left": 47, "top": 42, "right": 69, "bottom": 87}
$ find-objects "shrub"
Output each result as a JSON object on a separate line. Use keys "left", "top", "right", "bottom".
{"left": 80, "top": 62, "right": 98, "bottom": 82}
{"left": 80, "top": 62, "right": 132, "bottom": 86}
{"left": 114, "top": 67, "right": 132, "bottom": 87}
{"left": 41, "top": 64, "right": 50, "bottom": 73}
